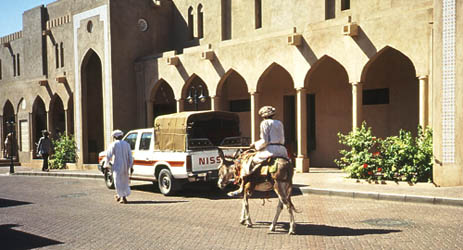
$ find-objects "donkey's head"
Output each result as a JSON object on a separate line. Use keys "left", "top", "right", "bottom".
{"left": 217, "top": 148, "right": 240, "bottom": 190}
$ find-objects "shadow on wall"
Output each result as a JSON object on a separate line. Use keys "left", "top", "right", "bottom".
{"left": 352, "top": 27, "right": 377, "bottom": 59}
{"left": 171, "top": 3, "right": 200, "bottom": 53}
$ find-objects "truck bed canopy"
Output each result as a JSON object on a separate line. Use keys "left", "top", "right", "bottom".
{"left": 154, "top": 111, "right": 240, "bottom": 151}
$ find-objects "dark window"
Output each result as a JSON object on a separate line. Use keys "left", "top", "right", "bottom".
{"left": 325, "top": 0, "right": 335, "bottom": 20}
{"left": 188, "top": 7, "right": 194, "bottom": 40}
{"left": 197, "top": 4, "right": 204, "bottom": 39}
{"left": 221, "top": 0, "right": 232, "bottom": 40}
{"left": 306, "top": 94, "right": 316, "bottom": 152}
{"left": 16, "top": 54, "right": 20, "bottom": 76}
{"left": 255, "top": 0, "right": 262, "bottom": 29}
{"left": 55, "top": 44, "right": 59, "bottom": 69}
{"left": 12, "top": 55, "right": 16, "bottom": 77}
{"left": 139, "top": 132, "right": 152, "bottom": 150}
{"left": 363, "top": 88, "right": 390, "bottom": 105}
{"left": 0, "top": 59, "right": 2, "bottom": 80}
{"left": 341, "top": 0, "right": 350, "bottom": 10}
{"left": 229, "top": 99, "right": 250, "bottom": 112}
{"left": 60, "top": 42, "right": 65, "bottom": 67}
{"left": 124, "top": 133, "right": 138, "bottom": 150}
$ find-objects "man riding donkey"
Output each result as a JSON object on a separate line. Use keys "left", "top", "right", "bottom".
{"left": 228, "top": 105, "right": 290, "bottom": 197}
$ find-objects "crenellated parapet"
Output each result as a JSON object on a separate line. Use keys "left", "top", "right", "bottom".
{"left": 0, "top": 31, "right": 23, "bottom": 46}
{"left": 46, "top": 14, "right": 71, "bottom": 30}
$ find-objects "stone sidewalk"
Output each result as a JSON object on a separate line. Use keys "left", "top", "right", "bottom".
{"left": 3, "top": 165, "right": 463, "bottom": 207}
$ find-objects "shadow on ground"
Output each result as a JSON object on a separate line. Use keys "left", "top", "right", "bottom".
{"left": 0, "top": 224, "right": 63, "bottom": 249}
{"left": 130, "top": 181, "right": 303, "bottom": 200}
{"left": 253, "top": 222, "right": 401, "bottom": 236}
{"left": 0, "top": 198, "right": 32, "bottom": 208}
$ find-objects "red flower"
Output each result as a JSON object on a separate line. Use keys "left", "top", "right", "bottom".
{"left": 372, "top": 152, "right": 380, "bottom": 157}
{"left": 368, "top": 171, "right": 372, "bottom": 175}
{"left": 372, "top": 137, "right": 377, "bottom": 141}
{"left": 378, "top": 167, "right": 382, "bottom": 172}
{"left": 363, "top": 163, "right": 368, "bottom": 169}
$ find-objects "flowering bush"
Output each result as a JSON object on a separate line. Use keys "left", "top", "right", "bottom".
{"left": 49, "top": 134, "right": 77, "bottom": 169}
{"left": 335, "top": 122, "right": 433, "bottom": 183}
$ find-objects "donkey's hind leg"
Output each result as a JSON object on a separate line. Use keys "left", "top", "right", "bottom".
{"left": 273, "top": 181, "right": 296, "bottom": 235}
{"left": 270, "top": 200, "right": 283, "bottom": 232}
{"left": 240, "top": 191, "right": 253, "bottom": 227}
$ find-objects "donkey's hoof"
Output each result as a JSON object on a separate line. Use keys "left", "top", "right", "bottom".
{"left": 269, "top": 225, "right": 276, "bottom": 232}
{"left": 288, "top": 230, "right": 296, "bottom": 235}
{"left": 240, "top": 220, "right": 246, "bottom": 225}
{"left": 246, "top": 224, "right": 253, "bottom": 228}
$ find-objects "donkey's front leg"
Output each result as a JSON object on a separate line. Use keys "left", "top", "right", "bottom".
{"left": 240, "top": 193, "right": 253, "bottom": 227}
{"left": 269, "top": 200, "right": 283, "bottom": 232}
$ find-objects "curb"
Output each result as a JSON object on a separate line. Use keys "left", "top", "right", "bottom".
{"left": 299, "top": 187, "right": 463, "bottom": 207}
{"left": 11, "top": 171, "right": 103, "bottom": 179}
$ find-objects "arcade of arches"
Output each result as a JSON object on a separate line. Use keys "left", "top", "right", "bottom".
{"left": 150, "top": 47, "right": 426, "bottom": 170}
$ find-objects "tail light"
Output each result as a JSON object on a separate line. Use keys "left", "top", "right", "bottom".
{"left": 186, "top": 155, "right": 192, "bottom": 172}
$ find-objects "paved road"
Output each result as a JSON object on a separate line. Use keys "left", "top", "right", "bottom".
{"left": 0, "top": 175, "right": 462, "bottom": 250}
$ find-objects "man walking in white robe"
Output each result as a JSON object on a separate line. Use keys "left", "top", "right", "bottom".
{"left": 104, "top": 130, "right": 133, "bottom": 204}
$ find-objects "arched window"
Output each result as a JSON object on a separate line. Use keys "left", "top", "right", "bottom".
{"left": 197, "top": 4, "right": 204, "bottom": 39}
{"left": 255, "top": 0, "right": 262, "bottom": 29}
{"left": 188, "top": 7, "right": 194, "bottom": 40}
{"left": 55, "top": 44, "right": 59, "bottom": 68}
{"left": 12, "top": 55, "right": 16, "bottom": 77}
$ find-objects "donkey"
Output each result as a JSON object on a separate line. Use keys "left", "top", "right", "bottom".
{"left": 217, "top": 148, "right": 297, "bottom": 234}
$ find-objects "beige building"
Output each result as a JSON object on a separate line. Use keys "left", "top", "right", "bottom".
{"left": 0, "top": 0, "right": 461, "bottom": 186}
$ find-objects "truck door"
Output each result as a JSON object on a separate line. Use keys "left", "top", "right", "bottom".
{"left": 134, "top": 131, "right": 155, "bottom": 176}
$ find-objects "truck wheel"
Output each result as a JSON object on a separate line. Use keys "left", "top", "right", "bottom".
{"left": 104, "top": 169, "right": 115, "bottom": 189}
{"left": 158, "top": 169, "right": 176, "bottom": 196}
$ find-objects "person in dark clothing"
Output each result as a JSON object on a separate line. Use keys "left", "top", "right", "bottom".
{"left": 37, "top": 130, "right": 52, "bottom": 172}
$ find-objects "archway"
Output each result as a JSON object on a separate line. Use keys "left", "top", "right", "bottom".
{"left": 50, "top": 95, "right": 66, "bottom": 140}
{"left": 67, "top": 98, "right": 74, "bottom": 135}
{"left": 182, "top": 74, "right": 211, "bottom": 111}
{"left": 2, "top": 100, "right": 15, "bottom": 159}
{"left": 151, "top": 80, "right": 176, "bottom": 122}
{"left": 217, "top": 69, "right": 251, "bottom": 138}
{"left": 32, "top": 97, "right": 47, "bottom": 159}
{"left": 361, "top": 47, "right": 419, "bottom": 138}
{"left": 81, "top": 50, "right": 104, "bottom": 164}
{"left": 257, "top": 63, "right": 296, "bottom": 152}
{"left": 304, "top": 56, "right": 351, "bottom": 167}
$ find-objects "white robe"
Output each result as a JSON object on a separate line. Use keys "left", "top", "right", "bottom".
{"left": 242, "top": 119, "right": 288, "bottom": 176}
{"left": 105, "top": 140, "right": 133, "bottom": 197}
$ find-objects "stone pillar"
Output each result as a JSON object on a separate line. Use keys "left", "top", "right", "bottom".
{"left": 250, "top": 91, "right": 260, "bottom": 142}
{"left": 64, "top": 109, "right": 69, "bottom": 135}
{"left": 176, "top": 99, "right": 184, "bottom": 113}
{"left": 419, "top": 75, "right": 429, "bottom": 128}
{"left": 211, "top": 95, "right": 221, "bottom": 111}
{"left": 46, "top": 111, "right": 51, "bottom": 133}
{"left": 296, "top": 88, "right": 309, "bottom": 172}
{"left": 146, "top": 101, "right": 154, "bottom": 127}
{"left": 352, "top": 82, "right": 363, "bottom": 129}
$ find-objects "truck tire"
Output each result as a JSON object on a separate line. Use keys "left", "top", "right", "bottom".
{"left": 158, "top": 169, "right": 177, "bottom": 196}
{"left": 104, "top": 169, "right": 115, "bottom": 189}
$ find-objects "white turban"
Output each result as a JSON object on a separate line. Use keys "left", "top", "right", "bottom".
{"left": 112, "top": 129, "right": 124, "bottom": 138}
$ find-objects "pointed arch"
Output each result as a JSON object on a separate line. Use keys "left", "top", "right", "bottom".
{"left": 2, "top": 100, "right": 15, "bottom": 155}
{"left": 182, "top": 74, "right": 211, "bottom": 111}
{"left": 216, "top": 69, "right": 251, "bottom": 138}
{"left": 188, "top": 6, "right": 194, "bottom": 40}
{"left": 361, "top": 46, "right": 416, "bottom": 83}
{"left": 360, "top": 46, "right": 419, "bottom": 138}
{"left": 150, "top": 79, "right": 176, "bottom": 121}
{"left": 32, "top": 96, "right": 47, "bottom": 158}
{"left": 303, "top": 55, "right": 351, "bottom": 167}
{"left": 256, "top": 62, "right": 296, "bottom": 151}
{"left": 49, "top": 94, "right": 66, "bottom": 138}
{"left": 197, "top": 4, "right": 204, "bottom": 39}
{"left": 80, "top": 48, "right": 104, "bottom": 163}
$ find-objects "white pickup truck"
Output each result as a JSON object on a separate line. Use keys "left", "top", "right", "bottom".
{"left": 98, "top": 111, "right": 248, "bottom": 195}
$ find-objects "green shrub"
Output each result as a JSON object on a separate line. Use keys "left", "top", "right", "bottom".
{"left": 49, "top": 134, "right": 77, "bottom": 169}
{"left": 335, "top": 122, "right": 433, "bottom": 183}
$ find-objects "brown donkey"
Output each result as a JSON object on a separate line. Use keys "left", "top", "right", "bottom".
{"left": 217, "top": 148, "right": 297, "bottom": 234}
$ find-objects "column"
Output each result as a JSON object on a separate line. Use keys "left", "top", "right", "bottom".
{"left": 352, "top": 82, "right": 363, "bottom": 130}
{"left": 296, "top": 88, "right": 309, "bottom": 172}
{"left": 176, "top": 99, "right": 184, "bottom": 113}
{"left": 46, "top": 111, "right": 51, "bottom": 133}
{"left": 250, "top": 91, "right": 260, "bottom": 142}
{"left": 146, "top": 101, "right": 154, "bottom": 127}
{"left": 419, "top": 75, "right": 429, "bottom": 128}
{"left": 211, "top": 95, "right": 221, "bottom": 111}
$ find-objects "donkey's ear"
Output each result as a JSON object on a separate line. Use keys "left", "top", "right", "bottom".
{"left": 217, "top": 148, "right": 225, "bottom": 160}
